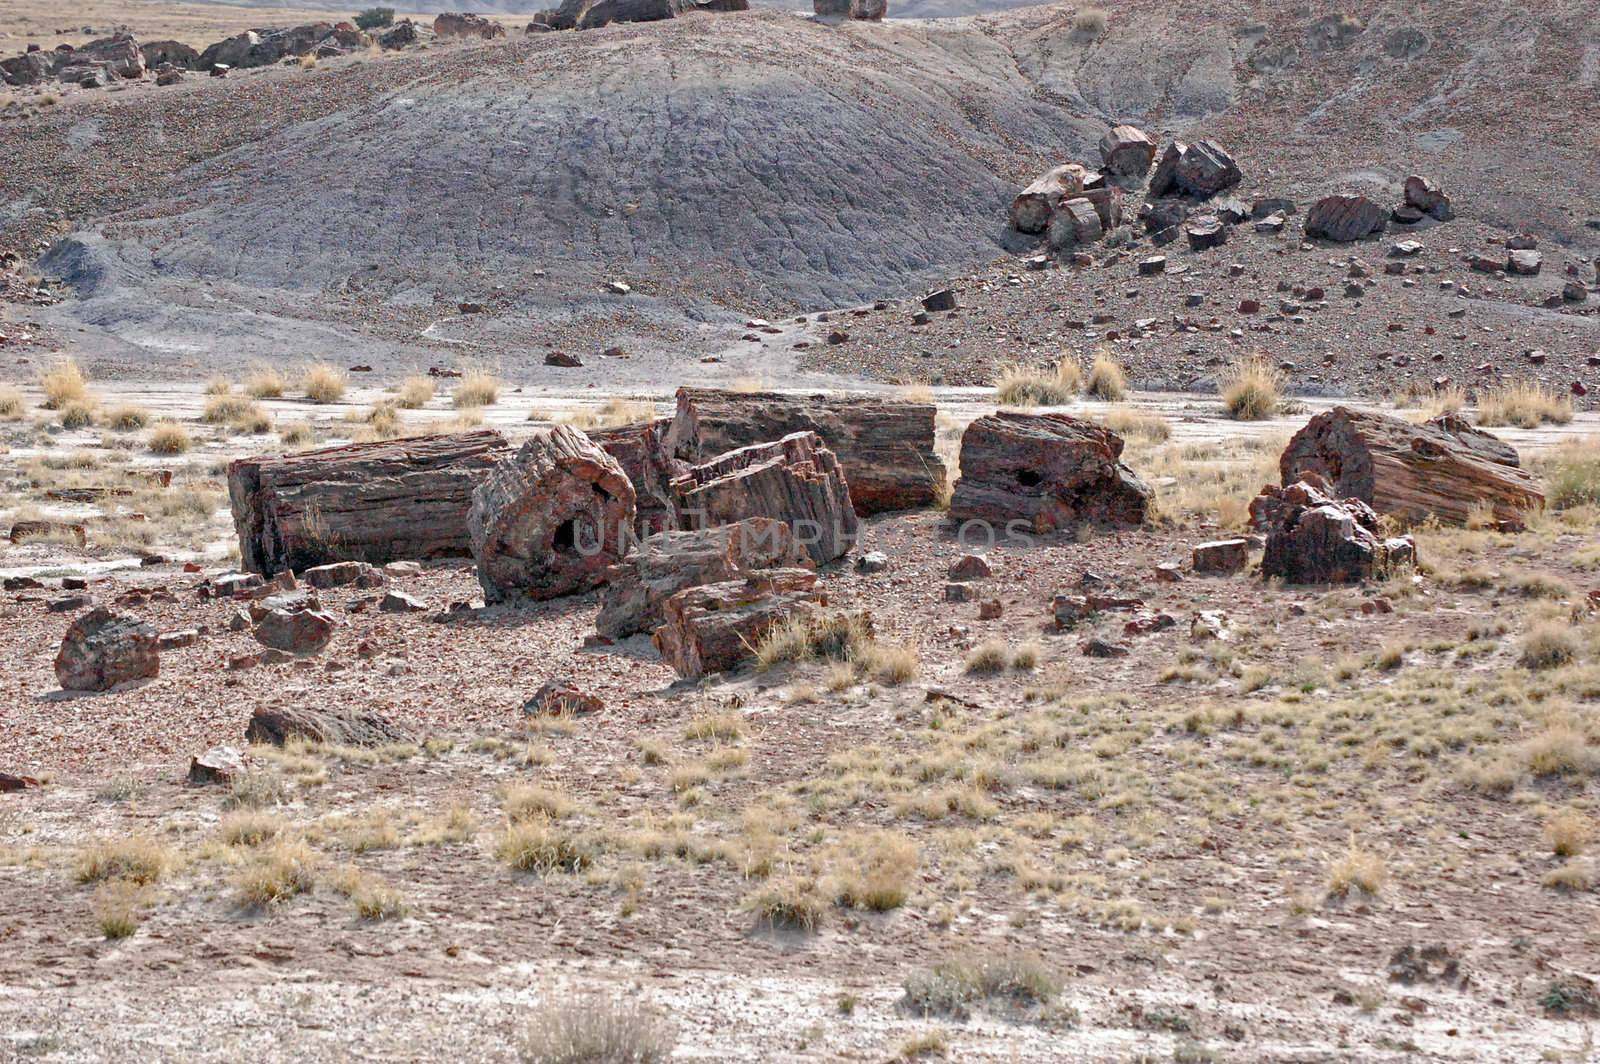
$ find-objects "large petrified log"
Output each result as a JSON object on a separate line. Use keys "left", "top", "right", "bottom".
{"left": 228, "top": 430, "right": 510, "bottom": 575}
{"left": 663, "top": 387, "right": 944, "bottom": 514}
{"left": 1304, "top": 194, "right": 1387, "bottom": 242}
{"left": 1278, "top": 406, "right": 1544, "bottom": 525}
{"left": 468, "top": 426, "right": 636, "bottom": 603}
{"left": 596, "top": 517, "right": 808, "bottom": 641}
{"left": 1098, "top": 125, "right": 1156, "bottom": 178}
{"left": 672, "top": 432, "right": 857, "bottom": 565}
{"left": 1250, "top": 479, "right": 1417, "bottom": 584}
{"left": 1008, "top": 163, "right": 1093, "bottom": 234}
{"left": 55, "top": 608, "right": 159, "bottom": 692}
{"left": 587, "top": 418, "right": 684, "bottom": 536}
{"left": 949, "top": 412, "right": 1151, "bottom": 532}
{"left": 652, "top": 568, "right": 822, "bottom": 679}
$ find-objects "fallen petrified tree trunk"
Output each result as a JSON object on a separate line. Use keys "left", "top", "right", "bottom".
{"left": 468, "top": 426, "right": 636, "bottom": 603}
{"left": 1251, "top": 479, "right": 1417, "bottom": 584}
{"left": 672, "top": 432, "right": 857, "bottom": 566}
{"left": 245, "top": 705, "right": 410, "bottom": 747}
{"left": 1278, "top": 406, "right": 1544, "bottom": 526}
{"left": 228, "top": 430, "right": 510, "bottom": 575}
{"left": 596, "top": 517, "right": 808, "bottom": 641}
{"left": 663, "top": 388, "right": 944, "bottom": 514}
{"left": 586, "top": 418, "right": 684, "bottom": 536}
{"left": 652, "top": 568, "right": 822, "bottom": 679}
{"left": 1008, "top": 163, "right": 1093, "bottom": 234}
{"left": 949, "top": 412, "right": 1151, "bottom": 532}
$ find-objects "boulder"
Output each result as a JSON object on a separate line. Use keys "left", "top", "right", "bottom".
{"left": 142, "top": 40, "right": 199, "bottom": 68}
{"left": 672, "top": 432, "right": 856, "bottom": 566}
{"left": 379, "top": 19, "right": 421, "bottom": 49}
{"left": 1142, "top": 199, "right": 1189, "bottom": 242}
{"left": 1251, "top": 480, "right": 1417, "bottom": 585}
{"left": 1186, "top": 216, "right": 1228, "bottom": 251}
{"left": 652, "top": 569, "right": 824, "bottom": 679}
{"left": 1046, "top": 198, "right": 1104, "bottom": 249}
{"left": 1304, "top": 195, "right": 1387, "bottom": 242}
{"left": 814, "top": 0, "right": 886, "bottom": 19}
{"left": 246, "top": 705, "right": 408, "bottom": 746}
{"left": 9, "top": 519, "right": 86, "bottom": 546}
{"left": 1403, "top": 175, "right": 1453, "bottom": 221}
{"left": 62, "top": 33, "right": 145, "bottom": 79}
{"left": 948, "top": 412, "right": 1151, "bottom": 532}
{"left": 1147, "top": 140, "right": 1186, "bottom": 197}
{"left": 948, "top": 553, "right": 993, "bottom": 581}
{"left": 1009, "top": 163, "right": 1092, "bottom": 234}
{"left": 1173, "top": 139, "right": 1242, "bottom": 197}
{"left": 1278, "top": 406, "right": 1543, "bottom": 525}
{"left": 1508, "top": 250, "right": 1542, "bottom": 276}
{"left": 1078, "top": 186, "right": 1122, "bottom": 230}
{"left": 523, "top": 678, "right": 604, "bottom": 716}
{"left": 379, "top": 590, "right": 428, "bottom": 613}
{"left": 467, "top": 426, "right": 636, "bottom": 603}
{"left": 1192, "top": 538, "right": 1248, "bottom": 574}
{"left": 1098, "top": 125, "right": 1156, "bottom": 178}
{"left": 595, "top": 517, "right": 806, "bottom": 641}
{"left": 536, "top": 0, "right": 748, "bottom": 28}
{"left": 253, "top": 607, "right": 337, "bottom": 654}
{"left": 188, "top": 746, "right": 247, "bottom": 786}
{"left": 433, "top": 12, "right": 507, "bottom": 38}
{"left": 302, "top": 561, "right": 370, "bottom": 589}
{"left": 0, "top": 52, "right": 54, "bottom": 86}
{"left": 54, "top": 608, "right": 159, "bottom": 691}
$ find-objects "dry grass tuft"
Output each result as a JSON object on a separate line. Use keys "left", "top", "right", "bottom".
{"left": 503, "top": 784, "right": 576, "bottom": 822}
{"left": 1546, "top": 810, "right": 1590, "bottom": 858}
{"left": 58, "top": 399, "right": 97, "bottom": 429}
{"left": 202, "top": 393, "right": 261, "bottom": 425}
{"left": 147, "top": 421, "right": 193, "bottom": 455}
{"left": 244, "top": 364, "right": 286, "bottom": 398}
{"left": 302, "top": 362, "right": 348, "bottom": 404}
{"left": 1538, "top": 437, "right": 1600, "bottom": 511}
{"left": 754, "top": 612, "right": 873, "bottom": 671}
{"left": 279, "top": 421, "right": 316, "bottom": 447}
{"left": 1084, "top": 353, "right": 1128, "bottom": 401}
{"left": 1220, "top": 355, "right": 1281, "bottom": 420}
{"left": 995, "top": 355, "right": 1081, "bottom": 407}
{"left": 220, "top": 810, "right": 286, "bottom": 847}
{"left": 104, "top": 404, "right": 150, "bottom": 431}
{"left": 1074, "top": 6, "right": 1107, "bottom": 34}
{"left": 453, "top": 369, "right": 501, "bottom": 408}
{"left": 92, "top": 880, "right": 149, "bottom": 940}
{"left": 1326, "top": 839, "right": 1385, "bottom": 899}
{"left": 40, "top": 357, "right": 89, "bottom": 409}
{"left": 517, "top": 994, "right": 676, "bottom": 1064}
{"left": 396, "top": 375, "right": 435, "bottom": 409}
{"left": 1477, "top": 381, "right": 1573, "bottom": 428}
{"left": 741, "top": 876, "right": 828, "bottom": 931}
{"left": 498, "top": 818, "right": 599, "bottom": 874}
{"left": 0, "top": 386, "right": 27, "bottom": 419}
{"left": 1099, "top": 408, "right": 1170, "bottom": 442}
{"left": 235, "top": 839, "right": 319, "bottom": 907}
{"left": 1520, "top": 623, "right": 1579, "bottom": 670}
{"left": 76, "top": 837, "right": 172, "bottom": 885}
{"left": 903, "top": 951, "right": 1064, "bottom": 1018}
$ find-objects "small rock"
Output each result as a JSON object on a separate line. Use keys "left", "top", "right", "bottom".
{"left": 379, "top": 590, "right": 429, "bottom": 613}
{"left": 55, "top": 608, "right": 159, "bottom": 691}
{"left": 1193, "top": 539, "right": 1248, "bottom": 574}
{"left": 977, "top": 599, "right": 1003, "bottom": 620}
{"left": 188, "top": 746, "right": 246, "bottom": 786}
{"left": 523, "top": 678, "right": 604, "bottom": 717}
{"left": 947, "top": 554, "right": 993, "bottom": 581}
{"left": 855, "top": 551, "right": 889, "bottom": 574}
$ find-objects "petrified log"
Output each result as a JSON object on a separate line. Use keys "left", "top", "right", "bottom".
{"left": 949, "top": 412, "right": 1151, "bottom": 532}
{"left": 673, "top": 432, "right": 857, "bottom": 565}
{"left": 228, "top": 430, "right": 510, "bottom": 575}
{"left": 1250, "top": 480, "right": 1417, "bottom": 584}
{"left": 1047, "top": 198, "right": 1104, "bottom": 248}
{"left": 54, "top": 608, "right": 159, "bottom": 691}
{"left": 596, "top": 517, "right": 808, "bottom": 641}
{"left": 1099, "top": 124, "right": 1156, "bottom": 177}
{"left": 1009, "top": 163, "right": 1092, "bottom": 234}
{"left": 664, "top": 388, "right": 944, "bottom": 514}
{"left": 652, "top": 568, "right": 822, "bottom": 679}
{"left": 1278, "top": 406, "right": 1544, "bottom": 525}
{"left": 9, "top": 519, "right": 87, "bottom": 546}
{"left": 468, "top": 426, "right": 636, "bottom": 603}
{"left": 1173, "top": 139, "right": 1242, "bottom": 197}
{"left": 1304, "top": 195, "right": 1387, "bottom": 242}
{"left": 1403, "top": 175, "right": 1453, "bottom": 221}
{"left": 587, "top": 418, "right": 684, "bottom": 536}
{"left": 245, "top": 705, "right": 409, "bottom": 747}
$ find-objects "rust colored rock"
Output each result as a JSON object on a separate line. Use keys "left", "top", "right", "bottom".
{"left": 1047, "top": 198, "right": 1103, "bottom": 249}
{"left": 652, "top": 569, "right": 824, "bottom": 679}
{"left": 1403, "top": 175, "right": 1453, "bottom": 221}
{"left": 1099, "top": 124, "right": 1156, "bottom": 177}
{"left": 673, "top": 432, "right": 856, "bottom": 566}
{"left": 664, "top": 387, "right": 944, "bottom": 514}
{"left": 188, "top": 746, "right": 247, "bottom": 786}
{"left": 949, "top": 412, "right": 1151, "bottom": 533}
{"left": 947, "top": 553, "right": 993, "bottom": 581}
{"left": 433, "top": 12, "right": 506, "bottom": 38}
{"left": 302, "top": 561, "right": 369, "bottom": 589}
{"left": 1278, "top": 406, "right": 1543, "bottom": 526}
{"left": 1250, "top": 480, "right": 1417, "bottom": 584}
{"left": 1147, "top": 139, "right": 1187, "bottom": 197}
{"left": 587, "top": 418, "right": 685, "bottom": 536}
{"left": 596, "top": 518, "right": 806, "bottom": 641}
{"left": 1, "top": 772, "right": 41, "bottom": 793}
{"left": 253, "top": 607, "right": 337, "bottom": 655}
{"left": 1009, "top": 163, "right": 1092, "bottom": 234}
{"left": 523, "top": 678, "right": 605, "bottom": 717}
{"left": 228, "top": 430, "right": 510, "bottom": 575}
{"left": 54, "top": 608, "right": 159, "bottom": 692}
{"left": 1173, "top": 139, "right": 1241, "bottom": 196}
{"left": 245, "top": 705, "right": 409, "bottom": 747}
{"left": 9, "top": 519, "right": 87, "bottom": 546}
{"left": 1192, "top": 538, "right": 1248, "bottom": 574}
{"left": 1304, "top": 195, "right": 1387, "bottom": 242}
{"left": 467, "top": 426, "right": 636, "bottom": 603}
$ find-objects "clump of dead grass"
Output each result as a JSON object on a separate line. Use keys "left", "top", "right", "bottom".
{"left": 517, "top": 994, "right": 676, "bottom": 1064}
{"left": 147, "top": 420, "right": 192, "bottom": 455}
{"left": 302, "top": 362, "right": 348, "bottom": 403}
{"left": 1520, "top": 623, "right": 1579, "bottom": 670}
{"left": 0, "top": 385, "right": 25, "bottom": 419}
{"left": 234, "top": 839, "right": 319, "bottom": 907}
{"left": 1084, "top": 352, "right": 1127, "bottom": 401}
{"left": 244, "top": 364, "right": 286, "bottom": 398}
{"left": 497, "top": 818, "right": 600, "bottom": 874}
{"left": 1477, "top": 381, "right": 1573, "bottom": 429}
{"left": 995, "top": 354, "right": 1081, "bottom": 407}
{"left": 92, "top": 880, "right": 149, "bottom": 940}
{"left": 1220, "top": 355, "right": 1281, "bottom": 420}
{"left": 104, "top": 404, "right": 150, "bottom": 431}
{"left": 39, "top": 357, "right": 89, "bottom": 409}
{"left": 76, "top": 836, "right": 172, "bottom": 885}
{"left": 452, "top": 369, "right": 501, "bottom": 408}
{"left": 396, "top": 375, "right": 435, "bottom": 409}
{"left": 902, "top": 951, "right": 1064, "bottom": 1019}
{"left": 1326, "top": 837, "right": 1385, "bottom": 899}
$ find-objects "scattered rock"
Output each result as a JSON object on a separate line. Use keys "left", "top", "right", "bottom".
{"left": 523, "top": 678, "right": 604, "bottom": 716}
{"left": 188, "top": 746, "right": 247, "bottom": 786}
{"left": 252, "top": 607, "right": 337, "bottom": 655}
{"left": 246, "top": 705, "right": 409, "bottom": 746}
{"left": 379, "top": 590, "right": 429, "bottom": 613}
{"left": 1250, "top": 479, "right": 1417, "bottom": 584}
{"left": 433, "top": 12, "right": 506, "bottom": 38}
{"left": 54, "top": 608, "right": 159, "bottom": 692}
{"left": 1403, "top": 176, "right": 1453, "bottom": 221}
{"left": 1304, "top": 195, "right": 1387, "bottom": 242}
{"left": 1192, "top": 539, "right": 1248, "bottom": 574}
{"left": 1098, "top": 124, "right": 1156, "bottom": 178}
{"left": 652, "top": 569, "right": 826, "bottom": 679}
{"left": 948, "top": 553, "right": 993, "bottom": 581}
{"left": 855, "top": 550, "right": 889, "bottom": 573}
{"left": 1009, "top": 164, "right": 1091, "bottom": 234}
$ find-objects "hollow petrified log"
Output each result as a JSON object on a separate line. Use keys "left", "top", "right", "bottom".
{"left": 245, "top": 705, "right": 410, "bottom": 747}
{"left": 672, "top": 432, "right": 857, "bottom": 566}
{"left": 652, "top": 568, "right": 822, "bottom": 679}
{"left": 468, "top": 426, "right": 636, "bottom": 603}
{"left": 228, "top": 430, "right": 510, "bottom": 575}
{"left": 596, "top": 517, "right": 808, "bottom": 641}
{"left": 949, "top": 412, "right": 1151, "bottom": 532}
{"left": 1278, "top": 406, "right": 1544, "bottom": 526}
{"left": 663, "top": 387, "right": 944, "bottom": 514}
{"left": 1008, "top": 163, "right": 1093, "bottom": 234}
{"left": 586, "top": 418, "right": 684, "bottom": 536}
{"left": 1251, "top": 479, "right": 1417, "bottom": 584}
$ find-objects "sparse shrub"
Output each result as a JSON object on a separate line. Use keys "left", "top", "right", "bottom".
{"left": 517, "top": 994, "right": 676, "bottom": 1064}
{"left": 233, "top": 405, "right": 273, "bottom": 434}
{"left": 202, "top": 393, "right": 259, "bottom": 424}
{"left": 235, "top": 839, "right": 319, "bottom": 906}
{"left": 360, "top": 401, "right": 402, "bottom": 440}
{"left": 1220, "top": 355, "right": 1281, "bottom": 420}
{"left": 1099, "top": 408, "right": 1170, "bottom": 442}
{"left": 1546, "top": 810, "right": 1590, "bottom": 858}
{"left": 1010, "top": 641, "right": 1040, "bottom": 670}
{"left": 0, "top": 385, "right": 26, "bottom": 419}
{"left": 1539, "top": 437, "right": 1600, "bottom": 511}
{"left": 498, "top": 818, "right": 599, "bottom": 874}
{"left": 684, "top": 711, "right": 743, "bottom": 741}
{"left": 302, "top": 362, "right": 348, "bottom": 403}
{"left": 58, "top": 399, "right": 97, "bottom": 429}
{"left": 833, "top": 831, "right": 919, "bottom": 912}
{"left": 92, "top": 880, "right": 147, "bottom": 940}
{"left": 329, "top": 865, "right": 410, "bottom": 919}
{"left": 355, "top": 7, "right": 396, "bottom": 30}
{"left": 39, "top": 357, "right": 88, "bottom": 409}
{"left": 76, "top": 837, "right": 172, "bottom": 885}
{"left": 858, "top": 642, "right": 920, "bottom": 686}
{"left": 1326, "top": 839, "right": 1385, "bottom": 899}
{"left": 396, "top": 375, "right": 435, "bottom": 409}
{"left": 1521, "top": 723, "right": 1600, "bottom": 779}
{"left": 741, "top": 876, "right": 827, "bottom": 931}
{"left": 965, "top": 639, "right": 1010, "bottom": 674}
{"left": 104, "top": 404, "right": 150, "bottom": 431}
{"left": 204, "top": 375, "right": 234, "bottom": 397}
{"left": 903, "top": 952, "right": 1063, "bottom": 1018}
{"left": 995, "top": 355, "right": 1081, "bottom": 407}
{"left": 1477, "top": 381, "right": 1573, "bottom": 429}
{"left": 147, "top": 421, "right": 192, "bottom": 455}
{"left": 1073, "top": 6, "right": 1107, "bottom": 34}
{"left": 453, "top": 369, "right": 501, "bottom": 408}
{"left": 1520, "top": 623, "right": 1579, "bottom": 670}
{"left": 244, "top": 364, "right": 286, "bottom": 398}
{"left": 754, "top": 612, "right": 873, "bottom": 670}
{"left": 1541, "top": 863, "right": 1596, "bottom": 892}
{"left": 219, "top": 810, "right": 285, "bottom": 847}
{"left": 502, "top": 784, "right": 575, "bottom": 822}
{"left": 279, "top": 421, "right": 316, "bottom": 447}
{"left": 1084, "top": 353, "right": 1127, "bottom": 401}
